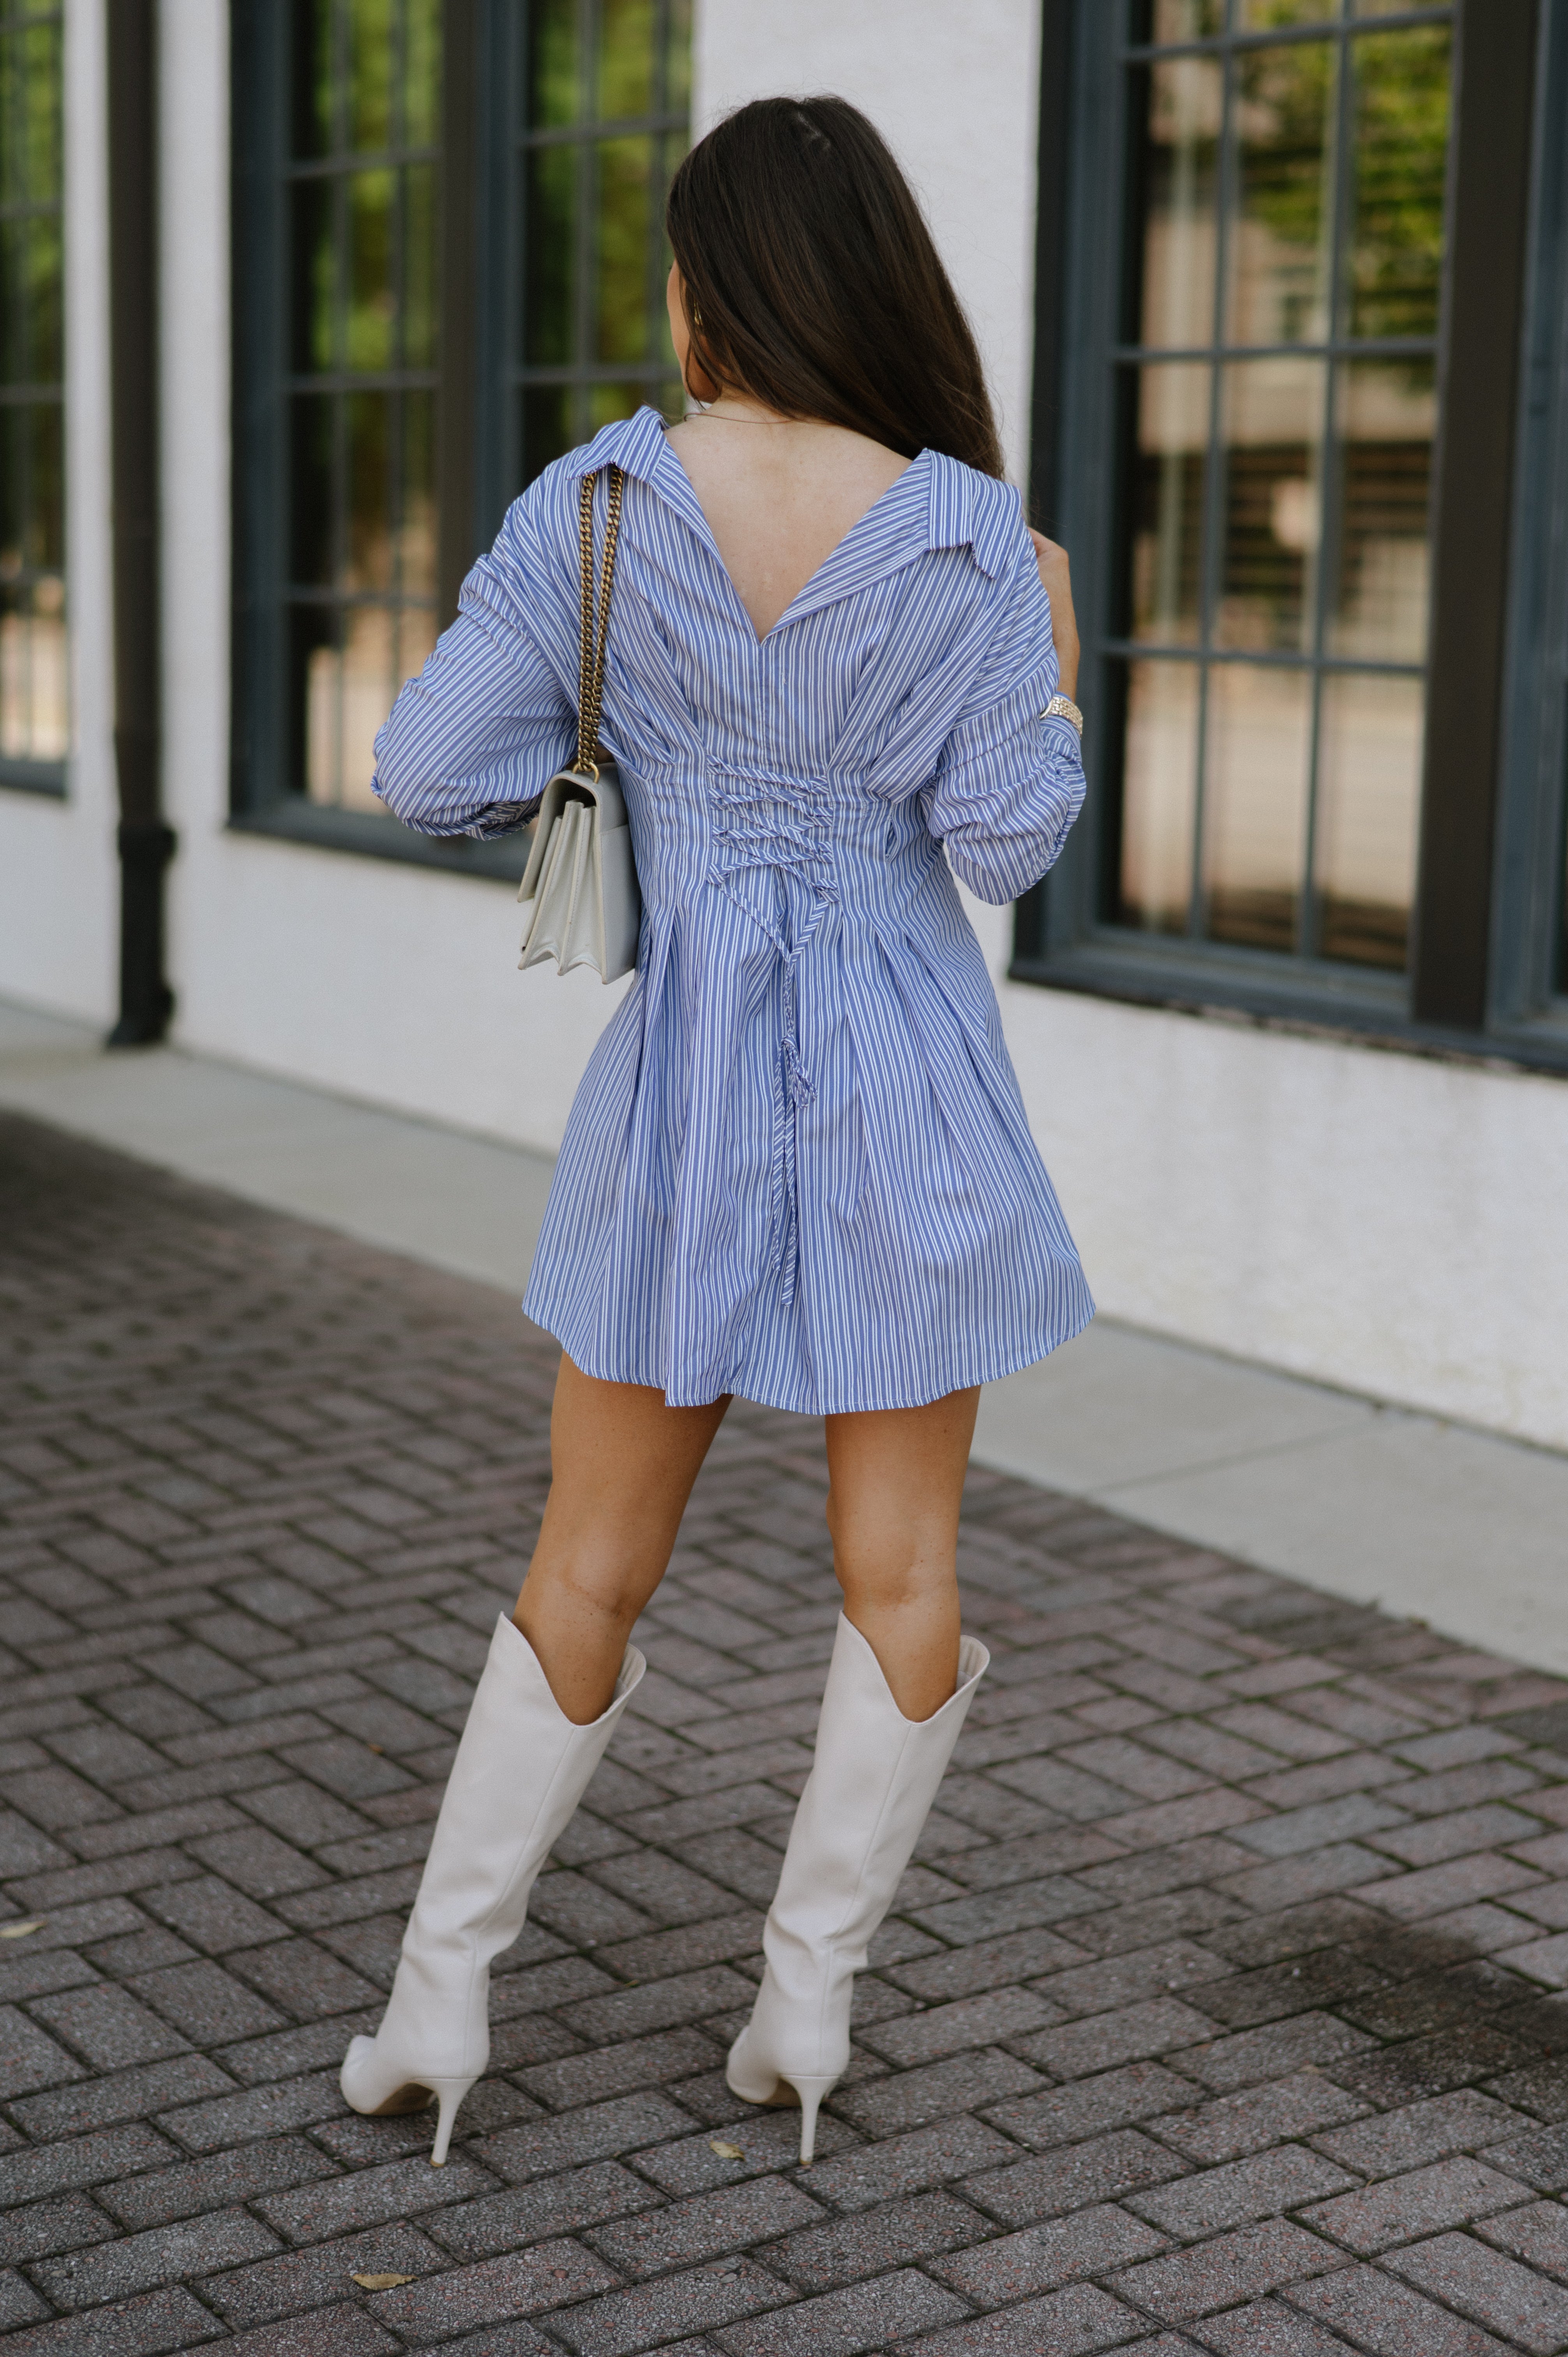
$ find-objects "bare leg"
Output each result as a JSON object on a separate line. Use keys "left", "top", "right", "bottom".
{"left": 513, "top": 1355, "right": 731, "bottom": 1724}
{"left": 823, "top": 1386, "right": 981, "bottom": 1721}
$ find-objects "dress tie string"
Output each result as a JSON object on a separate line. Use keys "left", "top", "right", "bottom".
{"left": 707, "top": 763, "right": 835, "bottom": 1305}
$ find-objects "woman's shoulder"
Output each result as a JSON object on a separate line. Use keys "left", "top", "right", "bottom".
{"left": 505, "top": 412, "right": 666, "bottom": 538}
{"left": 923, "top": 451, "right": 1029, "bottom": 585}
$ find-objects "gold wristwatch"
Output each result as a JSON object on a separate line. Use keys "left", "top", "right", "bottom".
{"left": 1044, "top": 693, "right": 1083, "bottom": 737}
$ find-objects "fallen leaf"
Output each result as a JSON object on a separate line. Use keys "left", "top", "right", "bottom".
{"left": 708, "top": 2140, "right": 743, "bottom": 2160}
{"left": 351, "top": 2272, "right": 415, "bottom": 2290}
{"left": 0, "top": 1921, "right": 44, "bottom": 1940}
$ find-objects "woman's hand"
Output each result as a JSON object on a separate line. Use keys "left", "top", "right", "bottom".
{"left": 1028, "top": 529, "right": 1079, "bottom": 703}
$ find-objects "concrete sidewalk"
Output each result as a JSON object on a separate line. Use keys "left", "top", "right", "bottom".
{"left": 3, "top": 995, "right": 1564, "bottom": 1677}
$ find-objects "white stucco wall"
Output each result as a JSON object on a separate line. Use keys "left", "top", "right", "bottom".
{"left": 4, "top": 0, "right": 1565, "bottom": 1458}
{"left": 0, "top": 0, "right": 118, "bottom": 1025}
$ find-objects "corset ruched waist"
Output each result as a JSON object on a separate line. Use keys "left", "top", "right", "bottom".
{"left": 704, "top": 760, "right": 842, "bottom": 1308}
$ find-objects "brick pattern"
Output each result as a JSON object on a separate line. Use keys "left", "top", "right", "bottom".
{"left": 7, "top": 1116, "right": 1568, "bottom": 2354}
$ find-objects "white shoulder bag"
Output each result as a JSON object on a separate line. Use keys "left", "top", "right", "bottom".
{"left": 517, "top": 465, "right": 641, "bottom": 984}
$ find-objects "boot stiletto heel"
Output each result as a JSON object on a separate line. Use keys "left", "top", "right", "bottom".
{"left": 790, "top": 2077, "right": 835, "bottom": 2166}
{"left": 726, "top": 1616, "right": 989, "bottom": 2166}
{"left": 429, "top": 2080, "right": 471, "bottom": 2168}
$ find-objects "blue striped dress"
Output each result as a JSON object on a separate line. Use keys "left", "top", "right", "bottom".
{"left": 374, "top": 406, "right": 1093, "bottom": 1414}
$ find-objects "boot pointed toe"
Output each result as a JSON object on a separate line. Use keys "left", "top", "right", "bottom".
{"left": 724, "top": 2025, "right": 784, "bottom": 2105}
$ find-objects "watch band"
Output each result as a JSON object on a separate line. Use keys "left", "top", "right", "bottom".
{"left": 1044, "top": 692, "right": 1083, "bottom": 737}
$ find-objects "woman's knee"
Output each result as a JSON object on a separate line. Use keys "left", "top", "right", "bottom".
{"left": 521, "top": 1535, "right": 655, "bottom": 1634}
{"left": 832, "top": 1528, "right": 959, "bottom": 1621}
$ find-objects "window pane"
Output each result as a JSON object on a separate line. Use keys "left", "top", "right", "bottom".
{"left": 338, "top": 606, "right": 394, "bottom": 808}
{"left": 0, "top": 7, "right": 66, "bottom": 775}
{"left": 1328, "top": 358, "right": 1434, "bottom": 663}
{"left": 399, "top": 389, "right": 437, "bottom": 597}
{"left": 664, "top": 0, "right": 693, "bottom": 116}
{"left": 1133, "top": 57, "right": 1221, "bottom": 349}
{"left": 307, "top": 606, "right": 393, "bottom": 808}
{"left": 1227, "top": 39, "right": 1335, "bottom": 345}
{"left": 600, "top": 0, "right": 655, "bottom": 120}
{"left": 33, "top": 397, "right": 62, "bottom": 572}
{"left": 277, "top": 5, "right": 438, "bottom": 812}
{"left": 291, "top": 178, "right": 336, "bottom": 372}
{"left": 1315, "top": 671, "right": 1421, "bottom": 968}
{"left": 1345, "top": 27, "right": 1451, "bottom": 340}
{"left": 1114, "top": 661, "right": 1199, "bottom": 933}
{"left": 346, "top": 390, "right": 391, "bottom": 590}
{"left": 290, "top": 0, "right": 333, "bottom": 158}
{"left": 346, "top": 169, "right": 394, "bottom": 369}
{"left": 289, "top": 396, "right": 335, "bottom": 585}
{"left": 1133, "top": 2, "right": 1225, "bottom": 37}
{"left": 528, "top": 0, "right": 581, "bottom": 131}
{"left": 596, "top": 137, "right": 652, "bottom": 364}
{"left": 0, "top": 222, "right": 20, "bottom": 378}
{"left": 0, "top": 580, "right": 67, "bottom": 760}
{"left": 404, "top": 161, "right": 438, "bottom": 367}
{"left": 1127, "top": 363, "right": 1208, "bottom": 644}
{"left": 0, "top": 404, "right": 21, "bottom": 558}
{"left": 521, "top": 386, "right": 576, "bottom": 486}
{"left": 22, "top": 213, "right": 63, "bottom": 383}
{"left": 1235, "top": 1, "right": 1340, "bottom": 24}
{"left": 1202, "top": 663, "right": 1312, "bottom": 951}
{"left": 525, "top": 144, "right": 576, "bottom": 366}
{"left": 394, "top": 604, "right": 439, "bottom": 711}
{"left": 348, "top": 0, "right": 396, "bottom": 152}
{"left": 589, "top": 381, "right": 652, "bottom": 436}
{"left": 403, "top": 0, "right": 441, "bottom": 147}
{"left": 1216, "top": 357, "right": 1324, "bottom": 653}
{"left": 4, "top": 19, "right": 62, "bottom": 203}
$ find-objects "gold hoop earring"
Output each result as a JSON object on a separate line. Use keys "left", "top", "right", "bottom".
{"left": 693, "top": 305, "right": 703, "bottom": 327}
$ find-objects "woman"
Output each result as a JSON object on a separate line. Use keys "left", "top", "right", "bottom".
{"left": 341, "top": 95, "right": 1091, "bottom": 2168}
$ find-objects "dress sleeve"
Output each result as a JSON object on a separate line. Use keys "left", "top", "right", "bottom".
{"left": 371, "top": 503, "right": 577, "bottom": 840}
{"left": 925, "top": 532, "right": 1086, "bottom": 906}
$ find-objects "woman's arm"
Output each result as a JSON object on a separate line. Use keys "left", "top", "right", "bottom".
{"left": 923, "top": 532, "right": 1087, "bottom": 905}
{"left": 1027, "top": 530, "right": 1079, "bottom": 702}
{"left": 373, "top": 527, "right": 576, "bottom": 840}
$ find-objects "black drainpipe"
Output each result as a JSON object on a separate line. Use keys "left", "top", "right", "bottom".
{"left": 106, "top": 0, "right": 173, "bottom": 1047}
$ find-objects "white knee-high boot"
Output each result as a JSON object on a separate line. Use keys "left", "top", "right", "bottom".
{"left": 726, "top": 1613, "right": 988, "bottom": 2162}
{"left": 341, "top": 1613, "right": 644, "bottom": 2163}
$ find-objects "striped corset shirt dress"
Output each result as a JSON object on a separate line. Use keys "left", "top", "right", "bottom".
{"left": 373, "top": 406, "right": 1095, "bottom": 1416}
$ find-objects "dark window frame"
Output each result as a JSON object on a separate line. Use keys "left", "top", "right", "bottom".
{"left": 1015, "top": 0, "right": 1563, "bottom": 1077}
{"left": 230, "top": 0, "right": 689, "bottom": 882}
{"left": 0, "top": 0, "right": 67, "bottom": 800}
{"left": 230, "top": 0, "right": 514, "bottom": 878}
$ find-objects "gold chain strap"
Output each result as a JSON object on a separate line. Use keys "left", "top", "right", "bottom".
{"left": 575, "top": 465, "right": 624, "bottom": 778}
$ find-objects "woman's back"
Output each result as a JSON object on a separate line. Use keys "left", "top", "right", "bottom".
{"left": 663, "top": 411, "right": 910, "bottom": 642}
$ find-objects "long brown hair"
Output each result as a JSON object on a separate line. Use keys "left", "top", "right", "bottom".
{"left": 665, "top": 97, "right": 1004, "bottom": 480}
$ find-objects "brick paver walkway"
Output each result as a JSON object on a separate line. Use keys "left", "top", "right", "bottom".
{"left": 7, "top": 1113, "right": 1568, "bottom": 2357}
